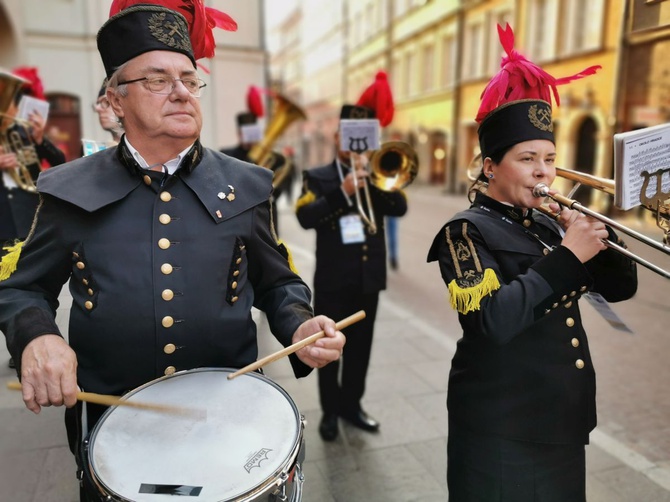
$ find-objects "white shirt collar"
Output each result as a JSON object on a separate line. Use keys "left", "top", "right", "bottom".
{"left": 123, "top": 138, "right": 194, "bottom": 175}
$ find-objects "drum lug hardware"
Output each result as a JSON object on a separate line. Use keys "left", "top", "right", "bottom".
{"left": 271, "top": 473, "right": 289, "bottom": 501}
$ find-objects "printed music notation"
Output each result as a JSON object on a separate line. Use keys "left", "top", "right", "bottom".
{"left": 613, "top": 122, "right": 670, "bottom": 211}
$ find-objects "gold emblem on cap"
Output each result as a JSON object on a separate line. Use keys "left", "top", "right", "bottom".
{"left": 148, "top": 12, "right": 192, "bottom": 53}
{"left": 528, "top": 104, "right": 553, "bottom": 132}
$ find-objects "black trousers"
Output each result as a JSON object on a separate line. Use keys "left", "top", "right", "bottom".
{"left": 314, "top": 289, "right": 379, "bottom": 415}
{"left": 447, "top": 421, "right": 586, "bottom": 502}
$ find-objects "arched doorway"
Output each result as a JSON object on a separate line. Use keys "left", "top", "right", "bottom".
{"left": 573, "top": 116, "right": 597, "bottom": 205}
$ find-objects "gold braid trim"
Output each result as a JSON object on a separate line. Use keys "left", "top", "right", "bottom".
{"left": 448, "top": 268, "right": 500, "bottom": 314}
{"left": 294, "top": 190, "right": 315, "bottom": 212}
{"left": 0, "top": 241, "right": 24, "bottom": 281}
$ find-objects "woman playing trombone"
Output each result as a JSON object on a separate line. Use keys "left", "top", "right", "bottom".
{"left": 427, "top": 24, "right": 638, "bottom": 501}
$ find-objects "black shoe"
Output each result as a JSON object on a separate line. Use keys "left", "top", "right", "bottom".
{"left": 390, "top": 258, "right": 398, "bottom": 270}
{"left": 319, "top": 413, "right": 339, "bottom": 441}
{"left": 8, "top": 357, "right": 15, "bottom": 369}
{"left": 341, "top": 409, "right": 380, "bottom": 432}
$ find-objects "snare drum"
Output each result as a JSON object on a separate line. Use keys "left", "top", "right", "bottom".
{"left": 82, "top": 368, "right": 305, "bottom": 501}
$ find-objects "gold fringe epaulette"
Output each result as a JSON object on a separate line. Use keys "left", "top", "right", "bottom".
{"left": 0, "top": 241, "right": 24, "bottom": 281}
{"left": 294, "top": 191, "right": 315, "bottom": 212}
{"left": 448, "top": 268, "right": 500, "bottom": 314}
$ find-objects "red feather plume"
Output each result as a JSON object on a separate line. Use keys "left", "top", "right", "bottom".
{"left": 476, "top": 23, "right": 601, "bottom": 123}
{"left": 11, "top": 66, "right": 45, "bottom": 100}
{"left": 356, "top": 71, "right": 394, "bottom": 127}
{"left": 246, "top": 85, "right": 264, "bottom": 118}
{"left": 109, "top": 0, "right": 237, "bottom": 61}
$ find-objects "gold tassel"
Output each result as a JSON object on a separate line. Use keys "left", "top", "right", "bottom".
{"left": 0, "top": 241, "right": 24, "bottom": 281}
{"left": 277, "top": 239, "right": 299, "bottom": 275}
{"left": 448, "top": 268, "right": 500, "bottom": 314}
{"left": 294, "top": 191, "right": 315, "bottom": 212}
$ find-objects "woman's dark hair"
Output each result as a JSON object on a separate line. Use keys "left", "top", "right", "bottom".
{"left": 467, "top": 144, "right": 514, "bottom": 202}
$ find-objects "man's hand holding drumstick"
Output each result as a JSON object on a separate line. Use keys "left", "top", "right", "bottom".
{"left": 290, "top": 314, "right": 348, "bottom": 369}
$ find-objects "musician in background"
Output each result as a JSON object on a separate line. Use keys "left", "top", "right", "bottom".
{"left": 427, "top": 24, "right": 637, "bottom": 500}
{"left": 296, "top": 72, "right": 407, "bottom": 441}
{"left": 221, "top": 89, "right": 287, "bottom": 236}
{"left": 1, "top": 66, "right": 65, "bottom": 369}
{"left": 220, "top": 110, "right": 261, "bottom": 162}
{"left": 0, "top": 5, "right": 344, "bottom": 500}
{"left": 93, "top": 79, "right": 123, "bottom": 144}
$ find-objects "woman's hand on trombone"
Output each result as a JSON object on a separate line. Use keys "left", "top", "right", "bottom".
{"left": 548, "top": 198, "right": 609, "bottom": 263}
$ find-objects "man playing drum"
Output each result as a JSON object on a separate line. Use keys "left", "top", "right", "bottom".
{"left": 0, "top": 2, "right": 345, "bottom": 500}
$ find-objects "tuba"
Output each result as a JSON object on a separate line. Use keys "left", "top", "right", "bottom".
{"left": 351, "top": 141, "right": 419, "bottom": 235}
{"left": 0, "top": 69, "right": 38, "bottom": 192}
{"left": 247, "top": 93, "right": 306, "bottom": 188}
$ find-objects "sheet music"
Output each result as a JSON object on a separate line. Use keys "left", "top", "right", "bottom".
{"left": 17, "top": 95, "right": 50, "bottom": 122}
{"left": 613, "top": 122, "right": 670, "bottom": 210}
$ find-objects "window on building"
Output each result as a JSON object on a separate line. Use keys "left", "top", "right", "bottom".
{"left": 464, "top": 22, "right": 484, "bottom": 80}
{"left": 422, "top": 43, "right": 435, "bottom": 93}
{"left": 559, "top": 0, "right": 605, "bottom": 56}
{"left": 407, "top": 51, "right": 418, "bottom": 96}
{"left": 526, "top": 0, "right": 557, "bottom": 62}
{"left": 441, "top": 35, "right": 456, "bottom": 89}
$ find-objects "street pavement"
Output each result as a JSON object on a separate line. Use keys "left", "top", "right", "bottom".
{"left": 1, "top": 181, "right": 670, "bottom": 501}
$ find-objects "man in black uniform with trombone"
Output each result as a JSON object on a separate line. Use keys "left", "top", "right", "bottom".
{"left": 296, "top": 72, "right": 407, "bottom": 441}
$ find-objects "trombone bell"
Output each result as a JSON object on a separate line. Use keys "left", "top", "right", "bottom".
{"left": 369, "top": 141, "right": 419, "bottom": 191}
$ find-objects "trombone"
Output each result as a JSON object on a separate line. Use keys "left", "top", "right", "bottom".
{"left": 351, "top": 141, "right": 418, "bottom": 235}
{"left": 532, "top": 167, "right": 670, "bottom": 280}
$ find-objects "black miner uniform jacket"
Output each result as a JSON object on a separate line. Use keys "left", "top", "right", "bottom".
{"left": 427, "top": 192, "right": 638, "bottom": 445}
{"left": 0, "top": 140, "right": 313, "bottom": 396}
{"left": 296, "top": 160, "right": 407, "bottom": 294}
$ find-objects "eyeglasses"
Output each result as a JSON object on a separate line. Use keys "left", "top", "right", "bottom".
{"left": 92, "top": 98, "right": 110, "bottom": 112}
{"left": 117, "top": 75, "right": 207, "bottom": 97}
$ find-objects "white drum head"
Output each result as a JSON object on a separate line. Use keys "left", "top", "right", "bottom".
{"left": 88, "top": 368, "right": 302, "bottom": 501}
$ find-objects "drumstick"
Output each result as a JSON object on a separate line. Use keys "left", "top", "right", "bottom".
{"left": 6, "top": 381, "right": 200, "bottom": 417}
{"left": 227, "top": 310, "right": 366, "bottom": 380}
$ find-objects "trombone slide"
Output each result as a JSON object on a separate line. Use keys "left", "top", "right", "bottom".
{"left": 533, "top": 183, "right": 670, "bottom": 279}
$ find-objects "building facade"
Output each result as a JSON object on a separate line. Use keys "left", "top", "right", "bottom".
{"left": 269, "top": 0, "right": 668, "bottom": 211}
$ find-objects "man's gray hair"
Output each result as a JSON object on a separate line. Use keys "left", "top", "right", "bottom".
{"left": 107, "top": 62, "right": 130, "bottom": 98}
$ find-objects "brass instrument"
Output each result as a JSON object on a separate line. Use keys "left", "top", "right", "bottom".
{"left": 532, "top": 166, "right": 670, "bottom": 279}
{"left": 247, "top": 93, "right": 306, "bottom": 189}
{"left": 351, "top": 141, "right": 419, "bottom": 235}
{"left": 0, "top": 69, "right": 38, "bottom": 192}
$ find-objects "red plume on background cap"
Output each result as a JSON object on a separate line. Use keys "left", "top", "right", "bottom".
{"left": 109, "top": 0, "right": 237, "bottom": 61}
{"left": 476, "top": 23, "right": 601, "bottom": 123}
{"left": 356, "top": 71, "right": 394, "bottom": 127}
{"left": 11, "top": 66, "right": 45, "bottom": 100}
{"left": 246, "top": 85, "right": 264, "bottom": 118}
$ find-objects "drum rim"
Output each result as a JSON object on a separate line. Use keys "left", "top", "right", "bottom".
{"left": 86, "top": 367, "right": 305, "bottom": 502}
